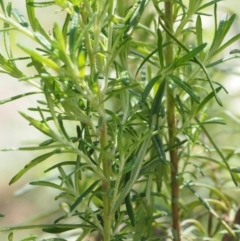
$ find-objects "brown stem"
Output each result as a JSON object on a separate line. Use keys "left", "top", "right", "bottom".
{"left": 164, "top": 2, "right": 181, "bottom": 241}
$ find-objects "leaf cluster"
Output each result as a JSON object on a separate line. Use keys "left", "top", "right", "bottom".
{"left": 0, "top": 0, "right": 240, "bottom": 240}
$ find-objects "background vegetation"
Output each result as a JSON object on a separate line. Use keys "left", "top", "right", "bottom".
{"left": 1, "top": 0, "right": 240, "bottom": 241}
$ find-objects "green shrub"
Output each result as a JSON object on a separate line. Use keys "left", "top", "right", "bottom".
{"left": 1, "top": 0, "right": 240, "bottom": 240}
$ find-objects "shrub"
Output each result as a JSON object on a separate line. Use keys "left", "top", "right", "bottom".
{"left": 1, "top": 0, "right": 240, "bottom": 240}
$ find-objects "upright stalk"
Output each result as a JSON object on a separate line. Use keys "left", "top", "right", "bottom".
{"left": 100, "top": 115, "right": 112, "bottom": 241}
{"left": 164, "top": 2, "right": 181, "bottom": 241}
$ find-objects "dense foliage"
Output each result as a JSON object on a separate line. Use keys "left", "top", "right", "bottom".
{"left": 1, "top": 0, "right": 240, "bottom": 240}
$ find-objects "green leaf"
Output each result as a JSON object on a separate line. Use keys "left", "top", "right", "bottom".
{"left": 201, "top": 117, "right": 226, "bottom": 125}
{"left": 110, "top": 130, "right": 152, "bottom": 215}
{"left": 149, "top": 78, "right": 166, "bottom": 124}
{"left": 157, "top": 28, "right": 164, "bottom": 67}
{"left": 34, "top": 32, "right": 52, "bottom": 51}
{"left": 0, "top": 92, "right": 41, "bottom": 105}
{"left": 0, "top": 224, "right": 91, "bottom": 232}
{"left": 206, "top": 54, "right": 240, "bottom": 68}
{"left": 4, "top": 3, "right": 14, "bottom": 60}
{"left": 135, "top": 48, "right": 158, "bottom": 77}
{"left": 69, "top": 10, "right": 78, "bottom": 57}
{"left": 18, "top": 44, "right": 60, "bottom": 70}
{"left": 195, "top": 118, "right": 238, "bottom": 186}
{"left": 41, "top": 239, "right": 67, "bottom": 241}
{"left": 44, "top": 161, "right": 76, "bottom": 172}
{"left": 231, "top": 168, "right": 240, "bottom": 173}
{"left": 212, "top": 33, "right": 240, "bottom": 57}
{"left": 0, "top": 0, "right": 6, "bottom": 14}
{"left": 176, "top": 43, "right": 207, "bottom": 66}
{"left": 70, "top": 180, "right": 100, "bottom": 212}
{"left": 30, "top": 180, "right": 72, "bottom": 193}
{"left": 53, "top": 22, "right": 66, "bottom": 52}
{"left": 9, "top": 149, "right": 62, "bottom": 184}
{"left": 140, "top": 74, "right": 162, "bottom": 108}
{"left": 11, "top": 8, "right": 29, "bottom": 28}
{"left": 26, "top": 1, "right": 55, "bottom": 7}
{"left": 151, "top": 134, "right": 166, "bottom": 164}
{"left": 20, "top": 235, "right": 38, "bottom": 241}
{"left": 0, "top": 53, "right": 24, "bottom": 78}
{"left": 19, "top": 111, "right": 57, "bottom": 138}
{"left": 0, "top": 213, "right": 5, "bottom": 217}
{"left": 196, "top": 15, "right": 204, "bottom": 60}
{"left": 196, "top": 87, "right": 221, "bottom": 114}
{"left": 209, "top": 14, "right": 236, "bottom": 57}
{"left": 159, "top": 18, "right": 222, "bottom": 106}
{"left": 26, "top": 0, "right": 37, "bottom": 31}
{"left": 197, "top": 0, "right": 222, "bottom": 11}
{"left": 125, "top": 192, "right": 135, "bottom": 227}
{"left": 124, "top": 0, "right": 150, "bottom": 37}
{"left": 169, "top": 75, "right": 200, "bottom": 103}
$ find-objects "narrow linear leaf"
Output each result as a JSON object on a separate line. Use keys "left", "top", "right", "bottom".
{"left": 157, "top": 28, "right": 164, "bottom": 67}
{"left": 150, "top": 78, "right": 166, "bottom": 124}
{"left": 124, "top": 0, "right": 150, "bottom": 37}
{"left": 19, "top": 111, "right": 56, "bottom": 138}
{"left": 27, "top": 1, "right": 55, "bottom": 7}
{"left": 9, "top": 149, "right": 62, "bottom": 184}
{"left": 30, "top": 180, "right": 71, "bottom": 192}
{"left": 184, "top": 182, "right": 235, "bottom": 237}
{"left": 0, "top": 53, "right": 24, "bottom": 78}
{"left": 110, "top": 130, "right": 152, "bottom": 215}
{"left": 69, "top": 10, "right": 78, "bottom": 57}
{"left": 152, "top": 134, "right": 166, "bottom": 164}
{"left": 0, "top": 0, "right": 6, "bottom": 14}
{"left": 44, "top": 161, "right": 76, "bottom": 172}
{"left": 4, "top": 3, "right": 14, "bottom": 60}
{"left": 169, "top": 75, "right": 200, "bottom": 103}
{"left": 209, "top": 14, "right": 236, "bottom": 56}
{"left": 0, "top": 92, "right": 41, "bottom": 105}
{"left": 26, "top": 0, "right": 37, "bottom": 31}
{"left": 140, "top": 74, "right": 162, "bottom": 108}
{"left": 196, "top": 87, "right": 221, "bottom": 114}
{"left": 164, "top": 139, "right": 188, "bottom": 152}
{"left": 197, "top": 0, "right": 222, "bottom": 11}
{"left": 159, "top": 18, "right": 222, "bottom": 106}
{"left": 18, "top": 45, "right": 60, "bottom": 70}
{"left": 0, "top": 224, "right": 92, "bottom": 232}
{"left": 11, "top": 8, "right": 29, "bottom": 28}
{"left": 41, "top": 239, "right": 67, "bottom": 241}
{"left": 206, "top": 54, "right": 240, "bottom": 68}
{"left": 176, "top": 43, "right": 207, "bottom": 66}
{"left": 125, "top": 192, "right": 135, "bottom": 227}
{"left": 196, "top": 15, "right": 204, "bottom": 60}
{"left": 195, "top": 118, "right": 237, "bottom": 186}
{"left": 34, "top": 32, "right": 53, "bottom": 51}
{"left": 70, "top": 180, "right": 100, "bottom": 212}
{"left": 231, "top": 168, "right": 240, "bottom": 173}
{"left": 212, "top": 33, "right": 240, "bottom": 57}
{"left": 135, "top": 48, "right": 158, "bottom": 77}
{"left": 201, "top": 117, "right": 226, "bottom": 125}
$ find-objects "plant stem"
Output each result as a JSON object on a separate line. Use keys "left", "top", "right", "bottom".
{"left": 99, "top": 115, "right": 112, "bottom": 241}
{"left": 164, "top": 2, "right": 181, "bottom": 241}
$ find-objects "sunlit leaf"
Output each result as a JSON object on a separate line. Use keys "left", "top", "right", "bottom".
{"left": 18, "top": 44, "right": 60, "bottom": 70}
{"left": 19, "top": 111, "right": 57, "bottom": 138}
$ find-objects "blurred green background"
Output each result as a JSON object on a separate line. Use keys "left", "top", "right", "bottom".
{"left": 0, "top": 0, "right": 240, "bottom": 240}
